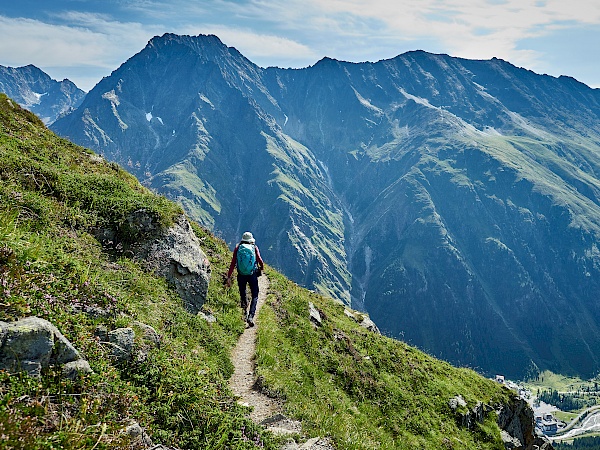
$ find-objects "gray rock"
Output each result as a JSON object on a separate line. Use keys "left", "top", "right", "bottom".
{"left": 132, "top": 212, "right": 211, "bottom": 313}
{"left": 0, "top": 317, "right": 90, "bottom": 377}
{"left": 132, "top": 322, "right": 161, "bottom": 362}
{"left": 280, "top": 441, "right": 300, "bottom": 450}
{"left": 299, "top": 437, "right": 335, "bottom": 449}
{"left": 449, "top": 396, "right": 492, "bottom": 430}
{"left": 449, "top": 395, "right": 467, "bottom": 411}
{"left": 496, "top": 397, "right": 554, "bottom": 450}
{"left": 198, "top": 311, "right": 216, "bottom": 323}
{"left": 107, "top": 327, "right": 135, "bottom": 363}
{"left": 124, "top": 422, "right": 153, "bottom": 447}
{"left": 280, "top": 437, "right": 335, "bottom": 450}
{"left": 309, "top": 302, "right": 322, "bottom": 326}
{"left": 72, "top": 304, "right": 113, "bottom": 318}
{"left": 94, "top": 325, "right": 109, "bottom": 342}
{"left": 133, "top": 321, "right": 161, "bottom": 347}
{"left": 501, "top": 430, "right": 523, "bottom": 449}
{"left": 261, "top": 414, "right": 302, "bottom": 436}
{"left": 358, "top": 316, "right": 380, "bottom": 334}
{"left": 343, "top": 308, "right": 380, "bottom": 334}
{"left": 62, "top": 359, "right": 93, "bottom": 380}
{"left": 343, "top": 309, "right": 355, "bottom": 320}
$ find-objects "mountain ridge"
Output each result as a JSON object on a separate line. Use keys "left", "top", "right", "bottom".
{"left": 0, "top": 64, "right": 85, "bottom": 124}
{"left": 48, "top": 33, "right": 600, "bottom": 379}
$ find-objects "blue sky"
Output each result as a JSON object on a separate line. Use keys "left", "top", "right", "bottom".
{"left": 1, "top": 0, "right": 599, "bottom": 92}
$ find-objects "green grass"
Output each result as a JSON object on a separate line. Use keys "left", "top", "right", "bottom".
{"left": 0, "top": 94, "right": 278, "bottom": 449}
{"left": 0, "top": 93, "right": 521, "bottom": 449}
{"left": 524, "top": 370, "right": 600, "bottom": 393}
{"left": 255, "top": 270, "right": 512, "bottom": 449}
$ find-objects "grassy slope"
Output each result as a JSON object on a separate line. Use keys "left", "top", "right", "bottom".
{"left": 0, "top": 93, "right": 513, "bottom": 449}
{"left": 0, "top": 93, "right": 272, "bottom": 449}
{"left": 257, "top": 271, "right": 511, "bottom": 449}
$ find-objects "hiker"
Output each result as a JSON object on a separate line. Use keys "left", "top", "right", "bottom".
{"left": 225, "top": 231, "right": 264, "bottom": 327}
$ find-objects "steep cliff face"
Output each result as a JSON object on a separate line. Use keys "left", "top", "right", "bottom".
{"left": 0, "top": 64, "right": 85, "bottom": 124}
{"left": 52, "top": 34, "right": 600, "bottom": 378}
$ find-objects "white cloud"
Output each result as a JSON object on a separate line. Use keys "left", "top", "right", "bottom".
{"left": 1, "top": 0, "right": 598, "bottom": 88}
{"left": 181, "top": 25, "right": 318, "bottom": 67}
{"left": 0, "top": 14, "right": 159, "bottom": 90}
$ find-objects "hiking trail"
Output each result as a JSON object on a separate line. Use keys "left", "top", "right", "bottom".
{"left": 229, "top": 275, "right": 334, "bottom": 449}
{"left": 229, "top": 275, "right": 283, "bottom": 423}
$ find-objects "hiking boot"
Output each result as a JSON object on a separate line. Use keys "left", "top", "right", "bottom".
{"left": 247, "top": 315, "right": 254, "bottom": 327}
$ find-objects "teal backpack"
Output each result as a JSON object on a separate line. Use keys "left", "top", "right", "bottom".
{"left": 237, "top": 243, "right": 256, "bottom": 275}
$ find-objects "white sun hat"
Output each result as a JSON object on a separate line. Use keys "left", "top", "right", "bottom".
{"left": 241, "top": 231, "right": 255, "bottom": 243}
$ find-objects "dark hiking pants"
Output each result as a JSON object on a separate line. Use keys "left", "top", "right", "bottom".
{"left": 237, "top": 272, "right": 259, "bottom": 318}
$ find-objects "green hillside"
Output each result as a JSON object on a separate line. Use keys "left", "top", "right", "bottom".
{"left": 1, "top": 92, "right": 519, "bottom": 449}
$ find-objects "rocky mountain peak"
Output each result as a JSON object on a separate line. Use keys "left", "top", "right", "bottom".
{"left": 0, "top": 64, "right": 85, "bottom": 124}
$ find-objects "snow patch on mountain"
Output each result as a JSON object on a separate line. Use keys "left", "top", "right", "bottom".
{"left": 352, "top": 87, "right": 383, "bottom": 115}
{"left": 398, "top": 88, "right": 437, "bottom": 110}
{"left": 102, "top": 90, "right": 127, "bottom": 130}
{"left": 23, "top": 91, "right": 47, "bottom": 107}
{"left": 199, "top": 93, "right": 214, "bottom": 109}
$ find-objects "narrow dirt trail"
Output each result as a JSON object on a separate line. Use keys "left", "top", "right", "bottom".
{"left": 229, "top": 275, "right": 282, "bottom": 423}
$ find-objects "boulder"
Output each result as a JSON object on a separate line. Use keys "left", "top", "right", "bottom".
{"left": 449, "top": 395, "right": 554, "bottom": 450}
{"left": 0, "top": 316, "right": 92, "bottom": 378}
{"left": 309, "top": 302, "right": 322, "bottom": 326}
{"left": 132, "top": 321, "right": 161, "bottom": 362}
{"left": 101, "top": 323, "right": 162, "bottom": 364}
{"left": 106, "top": 327, "right": 135, "bottom": 363}
{"left": 129, "top": 212, "right": 211, "bottom": 313}
{"left": 343, "top": 308, "right": 381, "bottom": 334}
{"left": 358, "top": 315, "right": 380, "bottom": 334}
{"left": 62, "top": 359, "right": 93, "bottom": 380}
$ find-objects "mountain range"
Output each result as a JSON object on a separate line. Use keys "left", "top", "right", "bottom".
{"left": 10, "top": 33, "right": 600, "bottom": 380}
{"left": 0, "top": 91, "right": 550, "bottom": 449}
{"left": 0, "top": 64, "right": 85, "bottom": 124}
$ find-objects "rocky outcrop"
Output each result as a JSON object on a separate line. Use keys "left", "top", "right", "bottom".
{"left": 344, "top": 308, "right": 380, "bottom": 334}
{"left": 140, "top": 214, "right": 211, "bottom": 313}
{"left": 95, "top": 322, "right": 161, "bottom": 364}
{"left": 309, "top": 302, "right": 322, "bottom": 326}
{"left": 497, "top": 398, "right": 553, "bottom": 450}
{"left": 97, "top": 210, "right": 211, "bottom": 313}
{"left": 0, "top": 317, "right": 92, "bottom": 379}
{"left": 449, "top": 395, "right": 553, "bottom": 450}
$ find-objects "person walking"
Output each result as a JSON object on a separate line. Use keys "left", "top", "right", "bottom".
{"left": 225, "top": 231, "right": 264, "bottom": 327}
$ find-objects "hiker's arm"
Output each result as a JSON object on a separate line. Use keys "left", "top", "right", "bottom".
{"left": 226, "top": 246, "right": 238, "bottom": 279}
{"left": 255, "top": 246, "right": 264, "bottom": 270}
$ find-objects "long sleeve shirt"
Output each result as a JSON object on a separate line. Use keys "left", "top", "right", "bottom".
{"left": 227, "top": 243, "right": 264, "bottom": 278}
